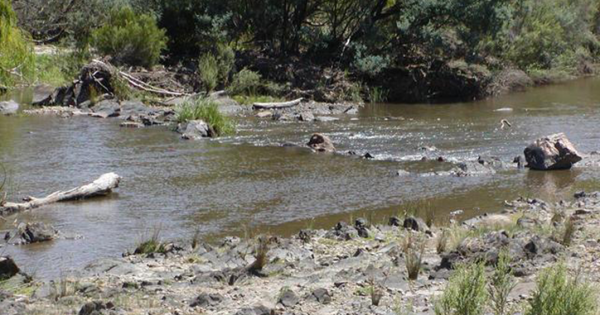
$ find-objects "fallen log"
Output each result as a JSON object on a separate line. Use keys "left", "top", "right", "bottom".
{"left": 252, "top": 98, "right": 303, "bottom": 110}
{"left": 0, "top": 173, "right": 121, "bottom": 216}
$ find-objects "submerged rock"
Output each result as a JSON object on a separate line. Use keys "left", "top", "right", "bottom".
{"left": 307, "top": 133, "right": 335, "bottom": 152}
{"left": 524, "top": 133, "right": 582, "bottom": 170}
{"left": 0, "top": 100, "right": 18, "bottom": 115}
{"left": 455, "top": 161, "right": 497, "bottom": 176}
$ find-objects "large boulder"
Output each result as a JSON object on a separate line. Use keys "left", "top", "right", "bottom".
{"left": 33, "top": 61, "right": 115, "bottom": 107}
{"left": 307, "top": 133, "right": 335, "bottom": 152}
{"left": 524, "top": 133, "right": 582, "bottom": 170}
{"left": 0, "top": 100, "right": 19, "bottom": 115}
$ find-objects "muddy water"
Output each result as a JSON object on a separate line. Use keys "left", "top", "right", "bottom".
{"left": 2, "top": 78, "right": 600, "bottom": 279}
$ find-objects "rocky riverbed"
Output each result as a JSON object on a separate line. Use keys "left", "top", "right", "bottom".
{"left": 2, "top": 191, "right": 600, "bottom": 315}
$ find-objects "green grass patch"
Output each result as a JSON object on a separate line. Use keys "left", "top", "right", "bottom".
{"left": 175, "top": 98, "right": 235, "bottom": 136}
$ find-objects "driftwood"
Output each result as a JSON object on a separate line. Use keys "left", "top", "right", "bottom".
{"left": 0, "top": 173, "right": 121, "bottom": 216}
{"left": 252, "top": 98, "right": 303, "bottom": 110}
{"left": 91, "top": 60, "right": 191, "bottom": 98}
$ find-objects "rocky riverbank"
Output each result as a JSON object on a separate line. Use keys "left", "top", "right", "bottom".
{"left": 2, "top": 191, "right": 600, "bottom": 315}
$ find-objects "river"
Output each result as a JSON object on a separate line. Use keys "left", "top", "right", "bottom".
{"left": 1, "top": 78, "right": 600, "bottom": 279}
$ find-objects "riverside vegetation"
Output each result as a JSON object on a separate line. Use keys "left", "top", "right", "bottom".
{"left": 2, "top": 0, "right": 600, "bottom": 103}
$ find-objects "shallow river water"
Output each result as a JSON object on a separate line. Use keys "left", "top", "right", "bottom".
{"left": 1, "top": 78, "right": 600, "bottom": 279}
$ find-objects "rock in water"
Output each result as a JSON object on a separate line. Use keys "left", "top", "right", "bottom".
{"left": 179, "top": 120, "right": 211, "bottom": 139}
{"left": 0, "top": 257, "right": 19, "bottom": 280}
{"left": 15, "top": 222, "right": 58, "bottom": 244}
{"left": 0, "top": 100, "right": 19, "bottom": 115}
{"left": 524, "top": 133, "right": 582, "bottom": 170}
{"left": 307, "top": 133, "right": 335, "bottom": 152}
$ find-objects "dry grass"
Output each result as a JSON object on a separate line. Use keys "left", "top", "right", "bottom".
{"left": 402, "top": 232, "right": 425, "bottom": 281}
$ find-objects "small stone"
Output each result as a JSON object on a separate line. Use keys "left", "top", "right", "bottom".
{"left": 389, "top": 216, "right": 402, "bottom": 226}
{"left": 190, "top": 293, "right": 224, "bottom": 307}
{"left": 310, "top": 288, "right": 332, "bottom": 304}
{"left": 403, "top": 216, "right": 428, "bottom": 232}
{"left": 278, "top": 289, "right": 299, "bottom": 307}
{"left": 256, "top": 111, "right": 273, "bottom": 118}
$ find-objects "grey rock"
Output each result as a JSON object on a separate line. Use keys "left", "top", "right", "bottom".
{"left": 278, "top": 289, "right": 299, "bottom": 307}
{"left": 190, "top": 293, "right": 224, "bottom": 307}
{"left": 78, "top": 301, "right": 114, "bottom": 315}
{"left": 12, "top": 222, "right": 58, "bottom": 244}
{"left": 389, "top": 216, "right": 402, "bottom": 227}
{"left": 0, "top": 256, "right": 19, "bottom": 279}
{"left": 273, "top": 113, "right": 296, "bottom": 121}
{"left": 256, "top": 111, "right": 273, "bottom": 118}
{"left": 120, "top": 101, "right": 154, "bottom": 118}
{"left": 325, "top": 221, "right": 359, "bottom": 240}
{"left": 403, "top": 216, "right": 429, "bottom": 232}
{"left": 524, "top": 133, "right": 582, "bottom": 170}
{"left": 0, "top": 100, "right": 18, "bottom": 115}
{"left": 396, "top": 170, "right": 410, "bottom": 177}
{"left": 309, "top": 288, "right": 332, "bottom": 304}
{"left": 0, "top": 300, "right": 26, "bottom": 315}
{"left": 180, "top": 120, "right": 210, "bottom": 139}
{"left": 455, "top": 161, "right": 496, "bottom": 176}
{"left": 307, "top": 133, "right": 335, "bottom": 153}
{"left": 299, "top": 111, "right": 315, "bottom": 122}
{"left": 91, "top": 100, "right": 120, "bottom": 118}
{"left": 32, "top": 85, "right": 55, "bottom": 105}
{"left": 234, "top": 305, "right": 272, "bottom": 315}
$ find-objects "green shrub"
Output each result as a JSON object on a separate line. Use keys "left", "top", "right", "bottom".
{"left": 175, "top": 98, "right": 235, "bottom": 136}
{"left": 0, "top": 0, "right": 35, "bottom": 88}
{"left": 92, "top": 6, "right": 167, "bottom": 68}
{"left": 526, "top": 262, "right": 596, "bottom": 315}
{"left": 215, "top": 43, "right": 235, "bottom": 85}
{"left": 198, "top": 54, "right": 219, "bottom": 93}
{"left": 229, "top": 68, "right": 262, "bottom": 96}
{"left": 435, "top": 262, "right": 488, "bottom": 315}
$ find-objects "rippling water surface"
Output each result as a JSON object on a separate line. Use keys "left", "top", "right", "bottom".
{"left": 1, "top": 78, "right": 600, "bottom": 279}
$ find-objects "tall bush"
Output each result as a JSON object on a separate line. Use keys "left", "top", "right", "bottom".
{"left": 92, "top": 6, "right": 167, "bottom": 68}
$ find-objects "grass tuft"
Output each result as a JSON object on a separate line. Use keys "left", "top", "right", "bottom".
{"left": 134, "top": 226, "right": 166, "bottom": 255}
{"left": 403, "top": 232, "right": 425, "bottom": 281}
{"left": 248, "top": 235, "right": 270, "bottom": 273}
{"left": 175, "top": 98, "right": 235, "bottom": 136}
{"left": 561, "top": 216, "right": 576, "bottom": 247}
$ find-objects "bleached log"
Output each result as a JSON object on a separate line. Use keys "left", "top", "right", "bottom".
{"left": 0, "top": 173, "right": 121, "bottom": 216}
{"left": 252, "top": 98, "right": 303, "bottom": 110}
